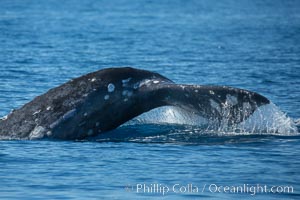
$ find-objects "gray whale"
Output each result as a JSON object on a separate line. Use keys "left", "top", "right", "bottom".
{"left": 0, "top": 67, "right": 269, "bottom": 140}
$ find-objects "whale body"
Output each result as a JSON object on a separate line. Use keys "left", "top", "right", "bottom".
{"left": 0, "top": 67, "right": 269, "bottom": 140}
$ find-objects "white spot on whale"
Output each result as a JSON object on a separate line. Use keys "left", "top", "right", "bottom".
{"left": 243, "top": 102, "right": 251, "bottom": 110}
{"left": 122, "top": 77, "right": 132, "bottom": 84}
{"left": 29, "top": 126, "right": 46, "bottom": 139}
{"left": 226, "top": 94, "right": 238, "bottom": 106}
{"left": 104, "top": 95, "right": 110, "bottom": 100}
{"left": 127, "top": 91, "right": 133, "bottom": 97}
{"left": 139, "top": 79, "right": 152, "bottom": 87}
{"left": 49, "top": 110, "right": 76, "bottom": 130}
{"left": 107, "top": 83, "right": 115, "bottom": 92}
{"left": 133, "top": 82, "right": 140, "bottom": 89}
{"left": 46, "top": 106, "right": 51, "bottom": 111}
{"left": 62, "top": 109, "right": 76, "bottom": 120}
{"left": 122, "top": 77, "right": 132, "bottom": 87}
{"left": 84, "top": 112, "right": 88, "bottom": 117}
{"left": 210, "top": 99, "right": 221, "bottom": 113}
{"left": 33, "top": 110, "right": 41, "bottom": 116}
{"left": 153, "top": 80, "right": 160, "bottom": 84}
{"left": 49, "top": 118, "right": 62, "bottom": 129}
{"left": 209, "top": 90, "right": 215, "bottom": 95}
{"left": 122, "top": 90, "right": 127, "bottom": 96}
{"left": 87, "top": 129, "right": 93, "bottom": 136}
{"left": 122, "top": 90, "right": 133, "bottom": 97}
{"left": 91, "top": 77, "right": 96, "bottom": 82}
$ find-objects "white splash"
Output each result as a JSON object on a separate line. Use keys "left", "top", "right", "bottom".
{"left": 124, "top": 103, "right": 299, "bottom": 136}
{"left": 125, "top": 106, "right": 208, "bottom": 126}
{"left": 236, "top": 103, "right": 298, "bottom": 135}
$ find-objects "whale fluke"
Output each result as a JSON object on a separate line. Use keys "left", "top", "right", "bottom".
{"left": 0, "top": 67, "right": 270, "bottom": 140}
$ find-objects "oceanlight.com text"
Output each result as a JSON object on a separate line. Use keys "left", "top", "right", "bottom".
{"left": 124, "top": 183, "right": 294, "bottom": 196}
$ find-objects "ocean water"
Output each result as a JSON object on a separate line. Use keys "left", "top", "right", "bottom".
{"left": 0, "top": 0, "right": 300, "bottom": 199}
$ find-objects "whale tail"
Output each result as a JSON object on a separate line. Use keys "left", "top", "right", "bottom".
{"left": 141, "top": 83, "right": 270, "bottom": 126}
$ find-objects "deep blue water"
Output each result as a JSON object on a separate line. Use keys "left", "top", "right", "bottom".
{"left": 0, "top": 0, "right": 300, "bottom": 199}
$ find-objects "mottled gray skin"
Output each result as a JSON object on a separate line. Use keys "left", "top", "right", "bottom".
{"left": 0, "top": 67, "right": 269, "bottom": 140}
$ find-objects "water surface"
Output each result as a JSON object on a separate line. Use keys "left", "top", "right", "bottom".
{"left": 0, "top": 0, "right": 300, "bottom": 199}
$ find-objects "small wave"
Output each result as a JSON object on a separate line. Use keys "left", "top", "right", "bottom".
{"left": 93, "top": 124, "right": 300, "bottom": 144}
